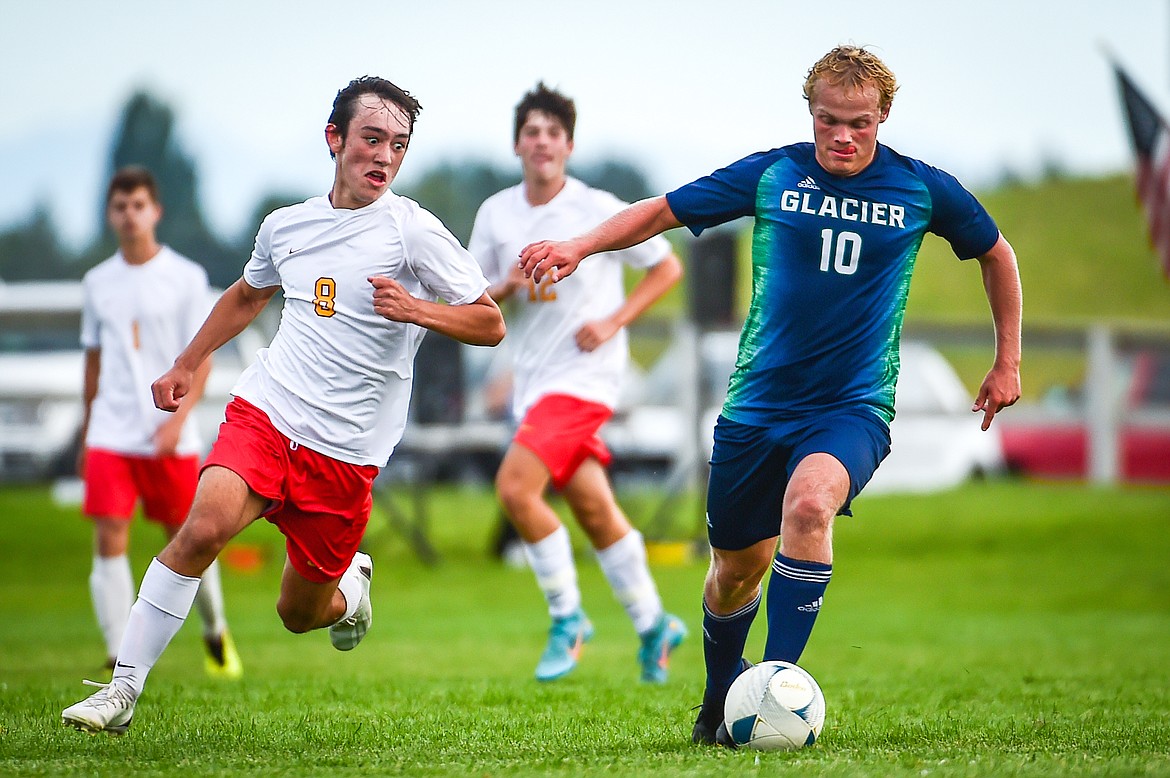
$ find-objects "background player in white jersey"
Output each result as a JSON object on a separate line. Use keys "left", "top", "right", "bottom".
{"left": 79, "top": 166, "right": 241, "bottom": 680}
{"left": 469, "top": 83, "right": 686, "bottom": 683}
{"left": 62, "top": 76, "right": 505, "bottom": 735}
{"left": 520, "top": 47, "right": 1022, "bottom": 745}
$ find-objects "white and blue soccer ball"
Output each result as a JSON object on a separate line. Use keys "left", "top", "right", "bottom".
{"left": 723, "top": 660, "right": 825, "bottom": 750}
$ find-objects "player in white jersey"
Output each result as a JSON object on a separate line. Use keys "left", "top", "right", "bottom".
{"left": 469, "top": 83, "right": 686, "bottom": 683}
{"left": 62, "top": 77, "right": 505, "bottom": 735}
{"left": 79, "top": 166, "right": 241, "bottom": 680}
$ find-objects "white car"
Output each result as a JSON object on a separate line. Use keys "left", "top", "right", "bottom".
{"left": 864, "top": 340, "right": 1004, "bottom": 494}
{"left": 622, "top": 331, "right": 1004, "bottom": 494}
{"left": 0, "top": 279, "right": 266, "bottom": 481}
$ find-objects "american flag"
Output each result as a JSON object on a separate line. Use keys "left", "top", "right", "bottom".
{"left": 1115, "top": 65, "right": 1170, "bottom": 279}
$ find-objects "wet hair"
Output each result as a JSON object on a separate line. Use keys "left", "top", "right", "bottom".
{"left": 106, "top": 166, "right": 159, "bottom": 206}
{"left": 513, "top": 82, "right": 576, "bottom": 145}
{"left": 803, "top": 46, "right": 899, "bottom": 113}
{"left": 328, "top": 76, "right": 422, "bottom": 158}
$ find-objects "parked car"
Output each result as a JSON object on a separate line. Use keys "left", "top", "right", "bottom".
{"left": 865, "top": 341, "right": 1005, "bottom": 493}
{"left": 0, "top": 279, "right": 267, "bottom": 481}
{"left": 998, "top": 348, "right": 1170, "bottom": 482}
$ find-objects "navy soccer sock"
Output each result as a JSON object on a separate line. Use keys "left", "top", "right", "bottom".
{"left": 701, "top": 591, "right": 760, "bottom": 705}
{"left": 762, "top": 552, "right": 832, "bottom": 663}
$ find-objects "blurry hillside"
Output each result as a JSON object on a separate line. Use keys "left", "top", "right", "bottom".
{"left": 908, "top": 174, "right": 1168, "bottom": 325}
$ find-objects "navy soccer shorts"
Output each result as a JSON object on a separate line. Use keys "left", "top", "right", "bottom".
{"left": 705, "top": 409, "right": 891, "bottom": 551}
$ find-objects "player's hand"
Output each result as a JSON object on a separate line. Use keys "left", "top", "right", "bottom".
{"left": 154, "top": 416, "right": 183, "bottom": 456}
{"left": 576, "top": 319, "right": 619, "bottom": 352}
{"left": 519, "top": 240, "right": 584, "bottom": 284}
{"left": 370, "top": 275, "right": 419, "bottom": 324}
{"left": 499, "top": 264, "right": 527, "bottom": 297}
{"left": 972, "top": 363, "right": 1021, "bottom": 431}
{"left": 152, "top": 366, "right": 192, "bottom": 413}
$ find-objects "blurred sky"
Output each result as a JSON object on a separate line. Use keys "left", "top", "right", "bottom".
{"left": 1, "top": 0, "right": 1167, "bottom": 249}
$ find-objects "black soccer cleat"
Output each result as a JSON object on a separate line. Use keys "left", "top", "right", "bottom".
{"left": 691, "top": 658, "right": 754, "bottom": 747}
{"left": 691, "top": 701, "right": 737, "bottom": 748}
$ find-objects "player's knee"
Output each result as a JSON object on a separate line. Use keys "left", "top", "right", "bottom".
{"left": 168, "top": 515, "right": 233, "bottom": 564}
{"left": 495, "top": 472, "right": 537, "bottom": 516}
{"left": 570, "top": 496, "right": 620, "bottom": 537}
{"left": 784, "top": 489, "right": 838, "bottom": 531}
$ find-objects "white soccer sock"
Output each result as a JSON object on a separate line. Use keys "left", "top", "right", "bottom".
{"left": 193, "top": 558, "right": 228, "bottom": 638}
{"left": 111, "top": 558, "right": 201, "bottom": 697}
{"left": 523, "top": 525, "right": 581, "bottom": 619}
{"left": 89, "top": 554, "right": 134, "bottom": 661}
{"left": 596, "top": 529, "right": 663, "bottom": 635}
{"left": 335, "top": 557, "right": 365, "bottom": 624}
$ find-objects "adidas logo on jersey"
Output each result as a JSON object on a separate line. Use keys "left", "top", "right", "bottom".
{"left": 797, "top": 596, "right": 823, "bottom": 613}
{"left": 797, "top": 176, "right": 820, "bottom": 190}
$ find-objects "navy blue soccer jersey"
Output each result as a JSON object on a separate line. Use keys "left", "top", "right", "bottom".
{"left": 665, "top": 142, "right": 998, "bottom": 427}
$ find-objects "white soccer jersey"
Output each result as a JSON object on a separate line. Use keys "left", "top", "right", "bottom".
{"left": 469, "top": 178, "right": 670, "bottom": 416}
{"left": 231, "top": 193, "right": 489, "bottom": 467}
{"left": 81, "top": 247, "right": 213, "bottom": 456}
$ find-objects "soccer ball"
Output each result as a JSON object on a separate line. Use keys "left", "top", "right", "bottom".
{"left": 723, "top": 661, "right": 825, "bottom": 750}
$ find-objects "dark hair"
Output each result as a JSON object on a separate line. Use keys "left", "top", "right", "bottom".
{"left": 328, "top": 76, "right": 422, "bottom": 158}
{"left": 513, "top": 82, "right": 576, "bottom": 145}
{"left": 106, "top": 166, "right": 159, "bottom": 205}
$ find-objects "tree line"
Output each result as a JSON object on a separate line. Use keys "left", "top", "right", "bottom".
{"left": 0, "top": 91, "right": 654, "bottom": 288}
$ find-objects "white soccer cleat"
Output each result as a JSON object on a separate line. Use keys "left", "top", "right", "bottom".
{"left": 329, "top": 552, "right": 373, "bottom": 651}
{"left": 61, "top": 679, "right": 136, "bottom": 735}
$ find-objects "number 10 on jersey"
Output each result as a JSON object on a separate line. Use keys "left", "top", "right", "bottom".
{"left": 819, "top": 229, "right": 861, "bottom": 275}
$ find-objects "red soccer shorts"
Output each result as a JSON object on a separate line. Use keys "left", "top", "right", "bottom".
{"left": 203, "top": 397, "right": 378, "bottom": 583}
{"left": 514, "top": 393, "right": 613, "bottom": 490}
{"left": 83, "top": 448, "right": 200, "bottom": 527}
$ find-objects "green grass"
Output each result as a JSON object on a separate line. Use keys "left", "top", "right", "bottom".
{"left": 1, "top": 479, "right": 1168, "bottom": 776}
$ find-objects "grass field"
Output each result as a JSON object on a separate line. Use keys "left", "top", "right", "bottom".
{"left": 1, "top": 478, "right": 1168, "bottom": 776}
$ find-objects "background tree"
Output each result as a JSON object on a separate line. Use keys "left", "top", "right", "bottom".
{"left": 400, "top": 161, "right": 519, "bottom": 245}
{"left": 0, "top": 205, "right": 76, "bottom": 281}
{"left": 82, "top": 91, "right": 239, "bottom": 287}
{"left": 571, "top": 159, "right": 655, "bottom": 207}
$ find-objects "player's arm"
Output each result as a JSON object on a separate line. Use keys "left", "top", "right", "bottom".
{"left": 154, "top": 357, "right": 211, "bottom": 455}
{"left": 520, "top": 196, "right": 683, "bottom": 283}
{"left": 485, "top": 264, "right": 527, "bottom": 303}
{"left": 972, "top": 233, "right": 1022, "bottom": 430}
{"left": 76, "top": 348, "right": 100, "bottom": 476}
{"left": 370, "top": 278, "right": 505, "bottom": 346}
{"left": 576, "top": 253, "right": 683, "bottom": 352}
{"left": 153, "top": 279, "right": 279, "bottom": 412}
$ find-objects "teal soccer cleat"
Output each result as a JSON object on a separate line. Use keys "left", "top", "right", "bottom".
{"left": 535, "top": 609, "right": 593, "bottom": 681}
{"left": 637, "top": 612, "right": 688, "bottom": 683}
